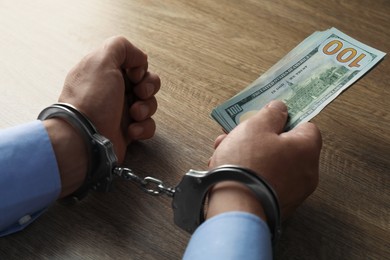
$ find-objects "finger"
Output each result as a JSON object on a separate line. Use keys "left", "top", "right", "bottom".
{"left": 133, "top": 72, "right": 161, "bottom": 100}
{"left": 129, "top": 98, "right": 158, "bottom": 121}
{"left": 127, "top": 62, "right": 148, "bottom": 84}
{"left": 101, "top": 36, "right": 148, "bottom": 82}
{"left": 214, "top": 134, "right": 227, "bottom": 149}
{"left": 244, "top": 100, "right": 288, "bottom": 134}
{"left": 127, "top": 118, "right": 156, "bottom": 141}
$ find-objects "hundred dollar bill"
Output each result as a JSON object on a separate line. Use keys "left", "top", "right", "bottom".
{"left": 211, "top": 28, "right": 386, "bottom": 131}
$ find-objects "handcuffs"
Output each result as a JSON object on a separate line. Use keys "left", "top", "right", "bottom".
{"left": 38, "top": 103, "right": 282, "bottom": 245}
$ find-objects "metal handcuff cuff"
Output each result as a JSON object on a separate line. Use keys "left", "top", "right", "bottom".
{"left": 38, "top": 103, "right": 282, "bottom": 245}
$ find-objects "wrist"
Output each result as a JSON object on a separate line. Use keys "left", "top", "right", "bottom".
{"left": 43, "top": 118, "right": 87, "bottom": 198}
{"left": 39, "top": 103, "right": 118, "bottom": 203}
{"left": 206, "top": 181, "right": 267, "bottom": 222}
{"left": 173, "top": 165, "right": 281, "bottom": 244}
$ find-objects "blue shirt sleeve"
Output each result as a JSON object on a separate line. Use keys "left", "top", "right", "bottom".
{"left": 183, "top": 212, "right": 272, "bottom": 260}
{"left": 0, "top": 120, "right": 61, "bottom": 236}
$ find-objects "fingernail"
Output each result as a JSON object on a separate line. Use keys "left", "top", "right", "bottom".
{"left": 139, "top": 104, "right": 149, "bottom": 118}
{"left": 145, "top": 83, "right": 155, "bottom": 97}
{"left": 130, "top": 125, "right": 143, "bottom": 137}
{"left": 138, "top": 69, "right": 146, "bottom": 80}
{"left": 267, "top": 100, "right": 287, "bottom": 112}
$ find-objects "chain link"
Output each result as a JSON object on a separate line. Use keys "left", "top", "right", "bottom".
{"left": 113, "top": 167, "right": 175, "bottom": 197}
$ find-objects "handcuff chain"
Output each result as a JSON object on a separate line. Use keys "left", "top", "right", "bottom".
{"left": 113, "top": 167, "right": 175, "bottom": 197}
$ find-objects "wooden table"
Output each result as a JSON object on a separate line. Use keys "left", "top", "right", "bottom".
{"left": 0, "top": 0, "right": 389, "bottom": 259}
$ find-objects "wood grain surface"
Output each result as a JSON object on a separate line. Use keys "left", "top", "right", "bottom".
{"left": 0, "top": 0, "right": 389, "bottom": 259}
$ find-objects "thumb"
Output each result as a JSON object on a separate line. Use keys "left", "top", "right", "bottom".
{"left": 244, "top": 100, "right": 288, "bottom": 134}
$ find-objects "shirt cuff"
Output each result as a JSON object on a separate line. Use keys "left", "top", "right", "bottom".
{"left": 0, "top": 120, "right": 61, "bottom": 236}
{"left": 183, "top": 211, "right": 272, "bottom": 260}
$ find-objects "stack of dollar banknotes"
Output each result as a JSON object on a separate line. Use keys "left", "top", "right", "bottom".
{"left": 211, "top": 28, "right": 386, "bottom": 131}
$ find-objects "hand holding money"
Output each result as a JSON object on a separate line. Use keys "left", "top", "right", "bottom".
{"left": 208, "top": 100, "right": 322, "bottom": 220}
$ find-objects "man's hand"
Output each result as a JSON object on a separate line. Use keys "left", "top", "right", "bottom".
{"left": 45, "top": 36, "right": 160, "bottom": 198}
{"left": 59, "top": 36, "right": 160, "bottom": 163}
{"left": 207, "top": 100, "right": 322, "bottom": 220}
